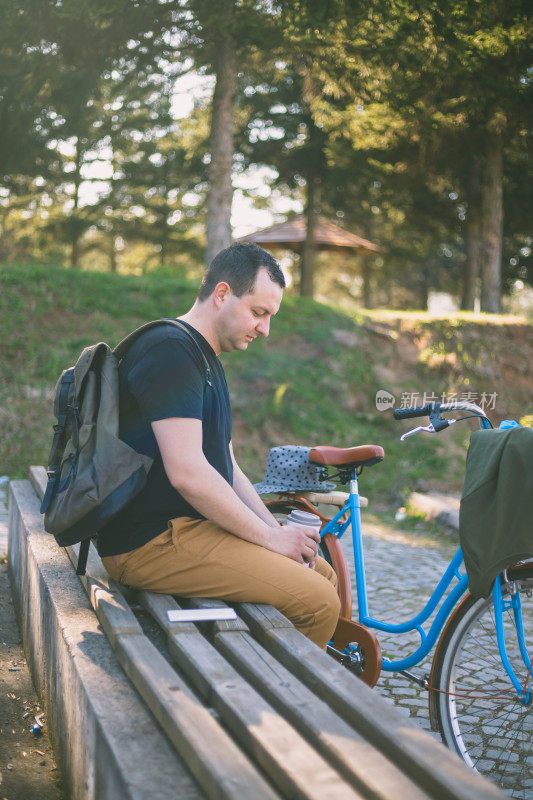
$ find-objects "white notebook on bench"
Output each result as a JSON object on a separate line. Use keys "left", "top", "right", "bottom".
{"left": 167, "top": 608, "right": 238, "bottom": 622}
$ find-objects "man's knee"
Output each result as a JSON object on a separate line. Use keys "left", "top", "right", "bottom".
{"left": 294, "top": 572, "right": 340, "bottom": 648}
{"left": 314, "top": 573, "right": 341, "bottom": 622}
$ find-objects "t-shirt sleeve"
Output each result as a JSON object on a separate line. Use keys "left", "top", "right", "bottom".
{"left": 127, "top": 338, "right": 205, "bottom": 424}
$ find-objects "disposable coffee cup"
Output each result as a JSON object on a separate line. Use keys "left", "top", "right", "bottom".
{"left": 286, "top": 509, "right": 322, "bottom": 567}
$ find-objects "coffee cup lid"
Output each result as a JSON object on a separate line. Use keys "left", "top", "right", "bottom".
{"left": 287, "top": 509, "right": 322, "bottom": 526}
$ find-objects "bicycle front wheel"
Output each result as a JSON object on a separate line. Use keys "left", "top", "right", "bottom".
{"left": 429, "top": 565, "right": 533, "bottom": 798}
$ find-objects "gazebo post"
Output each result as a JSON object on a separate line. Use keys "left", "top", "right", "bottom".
{"left": 361, "top": 253, "right": 373, "bottom": 309}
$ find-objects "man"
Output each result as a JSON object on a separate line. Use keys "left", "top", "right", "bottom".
{"left": 99, "top": 242, "right": 340, "bottom": 649}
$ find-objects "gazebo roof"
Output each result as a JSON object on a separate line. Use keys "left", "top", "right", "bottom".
{"left": 237, "top": 214, "right": 382, "bottom": 253}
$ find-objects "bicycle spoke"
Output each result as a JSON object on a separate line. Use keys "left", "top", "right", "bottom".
{"left": 495, "top": 712, "right": 531, "bottom": 786}
{"left": 468, "top": 704, "right": 522, "bottom": 758}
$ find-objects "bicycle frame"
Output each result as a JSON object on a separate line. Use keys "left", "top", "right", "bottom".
{"left": 320, "top": 473, "right": 470, "bottom": 671}
{"left": 493, "top": 574, "right": 532, "bottom": 701}
{"left": 320, "top": 466, "right": 531, "bottom": 699}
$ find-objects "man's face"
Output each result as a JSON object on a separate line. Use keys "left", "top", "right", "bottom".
{"left": 216, "top": 267, "right": 283, "bottom": 353}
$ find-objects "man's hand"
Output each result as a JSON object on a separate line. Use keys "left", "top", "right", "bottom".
{"left": 265, "top": 524, "right": 320, "bottom": 566}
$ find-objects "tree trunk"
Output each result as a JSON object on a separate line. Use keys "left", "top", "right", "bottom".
{"left": 300, "top": 177, "right": 319, "bottom": 297}
{"left": 205, "top": 31, "right": 237, "bottom": 268}
{"left": 109, "top": 236, "right": 117, "bottom": 272}
{"left": 70, "top": 237, "right": 80, "bottom": 269}
{"left": 480, "top": 135, "right": 503, "bottom": 313}
{"left": 69, "top": 138, "right": 82, "bottom": 268}
{"left": 419, "top": 282, "right": 429, "bottom": 311}
{"left": 361, "top": 257, "right": 372, "bottom": 308}
{"left": 461, "top": 157, "right": 481, "bottom": 310}
{"left": 160, "top": 164, "right": 169, "bottom": 268}
{"left": 416, "top": 263, "right": 430, "bottom": 310}
{"left": 160, "top": 213, "right": 168, "bottom": 268}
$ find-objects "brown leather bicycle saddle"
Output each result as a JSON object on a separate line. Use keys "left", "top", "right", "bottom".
{"left": 309, "top": 444, "right": 385, "bottom": 468}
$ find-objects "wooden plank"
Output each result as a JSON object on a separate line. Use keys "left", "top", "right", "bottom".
{"left": 300, "top": 490, "right": 368, "bottom": 509}
{"left": 237, "top": 606, "right": 504, "bottom": 800}
{"left": 116, "top": 634, "right": 278, "bottom": 800}
{"left": 80, "top": 554, "right": 143, "bottom": 646}
{"left": 139, "top": 591, "right": 363, "bottom": 800}
{"left": 88, "top": 582, "right": 280, "bottom": 799}
{"left": 236, "top": 601, "right": 295, "bottom": 631}
{"left": 215, "top": 628, "right": 430, "bottom": 800}
{"left": 29, "top": 467, "right": 503, "bottom": 800}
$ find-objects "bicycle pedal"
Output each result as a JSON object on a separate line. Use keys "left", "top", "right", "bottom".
{"left": 332, "top": 617, "right": 382, "bottom": 687}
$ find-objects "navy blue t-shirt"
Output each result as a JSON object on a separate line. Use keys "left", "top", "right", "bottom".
{"left": 97, "top": 320, "right": 233, "bottom": 557}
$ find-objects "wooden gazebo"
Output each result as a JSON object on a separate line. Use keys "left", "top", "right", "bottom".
{"left": 238, "top": 214, "right": 382, "bottom": 254}
{"left": 238, "top": 214, "right": 382, "bottom": 302}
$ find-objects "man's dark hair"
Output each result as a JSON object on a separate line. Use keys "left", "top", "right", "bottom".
{"left": 197, "top": 242, "right": 286, "bottom": 301}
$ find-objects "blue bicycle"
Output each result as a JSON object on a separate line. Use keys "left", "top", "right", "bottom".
{"left": 266, "top": 401, "right": 532, "bottom": 799}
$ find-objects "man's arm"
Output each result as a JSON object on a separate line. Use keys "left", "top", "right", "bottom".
{"left": 229, "top": 442, "right": 280, "bottom": 528}
{"left": 151, "top": 417, "right": 318, "bottom": 565}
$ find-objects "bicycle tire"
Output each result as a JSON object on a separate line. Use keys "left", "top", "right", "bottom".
{"left": 429, "top": 564, "right": 533, "bottom": 798}
{"left": 265, "top": 498, "right": 352, "bottom": 618}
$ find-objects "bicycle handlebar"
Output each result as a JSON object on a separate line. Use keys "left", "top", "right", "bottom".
{"left": 393, "top": 400, "right": 491, "bottom": 428}
{"left": 393, "top": 405, "right": 432, "bottom": 420}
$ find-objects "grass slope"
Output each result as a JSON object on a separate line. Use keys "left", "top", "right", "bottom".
{"left": 1, "top": 263, "right": 532, "bottom": 513}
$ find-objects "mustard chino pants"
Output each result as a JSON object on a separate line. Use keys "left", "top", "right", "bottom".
{"left": 102, "top": 516, "right": 340, "bottom": 649}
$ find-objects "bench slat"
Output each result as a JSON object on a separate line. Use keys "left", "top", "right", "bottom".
{"left": 71, "top": 554, "right": 280, "bottom": 800}
{"left": 116, "top": 634, "right": 278, "bottom": 800}
{"left": 237, "top": 604, "right": 504, "bottom": 800}
{"left": 139, "top": 591, "right": 364, "bottom": 800}
{"left": 214, "top": 627, "right": 430, "bottom": 800}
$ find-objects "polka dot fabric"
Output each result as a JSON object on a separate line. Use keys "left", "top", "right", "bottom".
{"left": 253, "top": 446, "right": 336, "bottom": 495}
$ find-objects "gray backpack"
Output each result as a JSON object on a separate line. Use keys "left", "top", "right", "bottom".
{"left": 40, "top": 318, "right": 211, "bottom": 574}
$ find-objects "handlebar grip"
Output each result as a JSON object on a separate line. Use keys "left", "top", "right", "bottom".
{"left": 393, "top": 404, "right": 431, "bottom": 420}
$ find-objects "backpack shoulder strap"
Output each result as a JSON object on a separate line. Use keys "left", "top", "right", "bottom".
{"left": 40, "top": 368, "right": 75, "bottom": 514}
{"left": 113, "top": 319, "right": 211, "bottom": 386}
{"left": 76, "top": 538, "right": 91, "bottom": 575}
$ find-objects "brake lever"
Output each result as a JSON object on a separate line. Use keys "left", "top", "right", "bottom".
{"left": 400, "top": 418, "right": 456, "bottom": 441}
{"left": 400, "top": 424, "right": 435, "bottom": 441}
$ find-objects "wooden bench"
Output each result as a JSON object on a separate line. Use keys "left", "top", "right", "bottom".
{"left": 7, "top": 466, "right": 504, "bottom": 800}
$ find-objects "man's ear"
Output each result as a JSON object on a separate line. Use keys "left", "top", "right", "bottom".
{"left": 213, "top": 281, "right": 232, "bottom": 308}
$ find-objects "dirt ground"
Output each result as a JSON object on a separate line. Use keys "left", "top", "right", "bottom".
{"left": 0, "top": 558, "right": 65, "bottom": 800}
